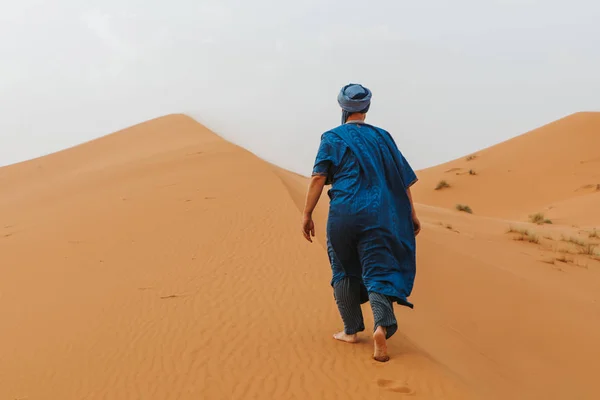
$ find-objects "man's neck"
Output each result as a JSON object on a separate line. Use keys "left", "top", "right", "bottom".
{"left": 346, "top": 117, "right": 366, "bottom": 124}
{"left": 346, "top": 115, "right": 366, "bottom": 123}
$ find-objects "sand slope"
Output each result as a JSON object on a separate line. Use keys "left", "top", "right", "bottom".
{"left": 276, "top": 171, "right": 600, "bottom": 400}
{"left": 1, "top": 115, "right": 470, "bottom": 400}
{"left": 412, "top": 112, "right": 600, "bottom": 225}
{"left": 2, "top": 114, "right": 600, "bottom": 399}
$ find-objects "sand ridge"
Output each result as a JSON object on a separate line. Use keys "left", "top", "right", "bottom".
{"left": 413, "top": 112, "right": 600, "bottom": 224}
{"left": 2, "top": 113, "right": 600, "bottom": 399}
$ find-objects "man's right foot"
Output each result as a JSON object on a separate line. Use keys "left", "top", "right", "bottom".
{"left": 333, "top": 331, "right": 359, "bottom": 343}
{"left": 373, "top": 326, "right": 390, "bottom": 362}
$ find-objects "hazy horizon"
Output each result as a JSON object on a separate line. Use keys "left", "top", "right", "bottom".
{"left": 2, "top": 0, "right": 600, "bottom": 175}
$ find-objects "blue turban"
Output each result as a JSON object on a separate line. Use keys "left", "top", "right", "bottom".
{"left": 338, "top": 83, "right": 372, "bottom": 124}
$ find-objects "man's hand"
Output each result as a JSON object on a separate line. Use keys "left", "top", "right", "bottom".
{"left": 302, "top": 214, "right": 315, "bottom": 242}
{"left": 302, "top": 175, "right": 326, "bottom": 243}
{"left": 413, "top": 215, "right": 421, "bottom": 236}
{"left": 406, "top": 187, "right": 420, "bottom": 236}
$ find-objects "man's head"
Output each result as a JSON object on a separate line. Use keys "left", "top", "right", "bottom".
{"left": 338, "top": 83, "right": 372, "bottom": 124}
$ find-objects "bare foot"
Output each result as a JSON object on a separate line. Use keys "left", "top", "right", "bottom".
{"left": 333, "top": 331, "right": 359, "bottom": 343}
{"left": 373, "top": 326, "right": 389, "bottom": 362}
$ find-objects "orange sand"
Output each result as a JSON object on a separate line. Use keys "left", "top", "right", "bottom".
{"left": 1, "top": 114, "right": 599, "bottom": 399}
{"left": 414, "top": 112, "right": 600, "bottom": 226}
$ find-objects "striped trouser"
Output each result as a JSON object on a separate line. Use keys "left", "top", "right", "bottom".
{"left": 333, "top": 277, "right": 398, "bottom": 339}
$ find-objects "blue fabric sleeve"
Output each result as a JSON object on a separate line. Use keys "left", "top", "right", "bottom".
{"left": 397, "top": 151, "right": 418, "bottom": 189}
{"left": 377, "top": 128, "right": 418, "bottom": 190}
{"left": 312, "top": 133, "right": 346, "bottom": 185}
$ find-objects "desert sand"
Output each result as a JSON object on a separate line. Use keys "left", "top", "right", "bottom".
{"left": 1, "top": 113, "right": 600, "bottom": 399}
{"left": 413, "top": 112, "right": 600, "bottom": 225}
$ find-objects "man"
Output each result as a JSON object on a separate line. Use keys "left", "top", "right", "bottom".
{"left": 302, "top": 83, "right": 420, "bottom": 362}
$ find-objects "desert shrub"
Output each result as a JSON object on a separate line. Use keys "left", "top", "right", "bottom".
{"left": 529, "top": 213, "right": 552, "bottom": 225}
{"left": 561, "top": 235, "right": 586, "bottom": 247}
{"left": 507, "top": 226, "right": 539, "bottom": 244}
{"left": 435, "top": 180, "right": 450, "bottom": 190}
{"left": 456, "top": 204, "right": 473, "bottom": 214}
{"left": 580, "top": 243, "right": 598, "bottom": 256}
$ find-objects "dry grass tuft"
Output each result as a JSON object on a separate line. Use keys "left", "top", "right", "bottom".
{"left": 529, "top": 212, "right": 552, "bottom": 225}
{"left": 438, "top": 222, "right": 459, "bottom": 233}
{"left": 507, "top": 226, "right": 528, "bottom": 235}
{"left": 579, "top": 243, "right": 598, "bottom": 256}
{"left": 456, "top": 204, "right": 473, "bottom": 214}
{"left": 555, "top": 254, "right": 572, "bottom": 264}
{"left": 507, "top": 226, "right": 539, "bottom": 244}
{"left": 561, "top": 235, "right": 586, "bottom": 247}
{"left": 515, "top": 235, "right": 540, "bottom": 244}
{"left": 556, "top": 235, "right": 600, "bottom": 261}
{"left": 435, "top": 180, "right": 450, "bottom": 190}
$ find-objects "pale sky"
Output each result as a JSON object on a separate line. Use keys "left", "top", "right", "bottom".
{"left": 1, "top": 0, "right": 599, "bottom": 175}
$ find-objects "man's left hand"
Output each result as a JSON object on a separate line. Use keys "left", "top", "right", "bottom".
{"left": 413, "top": 216, "right": 421, "bottom": 236}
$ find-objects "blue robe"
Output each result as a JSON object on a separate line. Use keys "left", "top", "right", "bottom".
{"left": 312, "top": 122, "right": 418, "bottom": 308}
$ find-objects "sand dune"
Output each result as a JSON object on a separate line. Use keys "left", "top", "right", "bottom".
{"left": 2, "top": 114, "right": 600, "bottom": 399}
{"left": 543, "top": 190, "right": 600, "bottom": 226}
{"left": 413, "top": 112, "right": 600, "bottom": 224}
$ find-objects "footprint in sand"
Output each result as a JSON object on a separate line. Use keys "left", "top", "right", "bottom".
{"left": 377, "top": 379, "right": 414, "bottom": 395}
